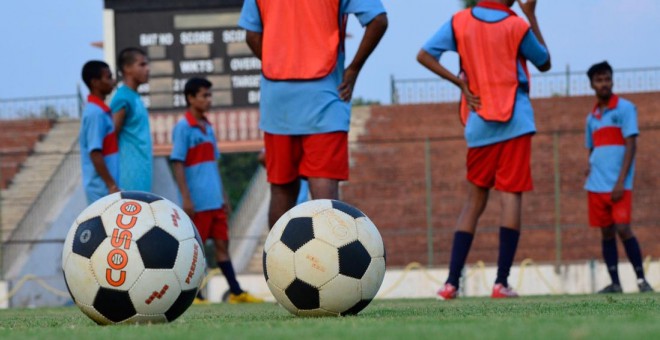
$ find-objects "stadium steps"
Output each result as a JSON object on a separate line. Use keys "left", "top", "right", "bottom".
{"left": 0, "top": 119, "right": 79, "bottom": 249}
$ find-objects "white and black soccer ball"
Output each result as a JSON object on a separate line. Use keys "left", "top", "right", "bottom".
{"left": 263, "top": 199, "right": 386, "bottom": 316}
{"left": 61, "top": 191, "right": 207, "bottom": 325}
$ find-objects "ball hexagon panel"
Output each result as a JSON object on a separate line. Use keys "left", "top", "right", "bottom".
{"left": 360, "top": 257, "right": 386, "bottom": 300}
{"left": 298, "top": 308, "right": 338, "bottom": 317}
{"left": 93, "top": 288, "right": 137, "bottom": 323}
{"left": 123, "top": 314, "right": 168, "bottom": 324}
{"left": 318, "top": 274, "right": 361, "bottom": 314}
{"left": 280, "top": 217, "right": 315, "bottom": 252}
{"left": 75, "top": 192, "right": 121, "bottom": 224}
{"left": 63, "top": 253, "right": 99, "bottom": 306}
{"left": 100, "top": 199, "right": 157, "bottom": 242}
{"left": 356, "top": 216, "right": 385, "bottom": 258}
{"left": 77, "top": 303, "right": 111, "bottom": 325}
{"left": 294, "top": 239, "right": 339, "bottom": 288}
{"left": 61, "top": 221, "right": 78, "bottom": 266}
{"left": 165, "top": 289, "right": 198, "bottom": 322}
{"left": 129, "top": 269, "right": 181, "bottom": 315}
{"left": 90, "top": 238, "right": 145, "bottom": 290}
{"left": 312, "top": 208, "right": 358, "bottom": 248}
{"left": 148, "top": 200, "right": 196, "bottom": 242}
{"left": 72, "top": 216, "right": 107, "bottom": 259}
{"left": 265, "top": 212, "right": 291, "bottom": 252}
{"left": 330, "top": 200, "right": 366, "bottom": 219}
{"left": 338, "top": 241, "right": 371, "bottom": 279}
{"left": 120, "top": 191, "right": 164, "bottom": 204}
{"left": 288, "top": 199, "right": 333, "bottom": 219}
{"left": 265, "top": 241, "right": 296, "bottom": 290}
{"left": 285, "top": 278, "right": 320, "bottom": 310}
{"left": 136, "top": 227, "right": 179, "bottom": 269}
{"left": 172, "top": 238, "right": 206, "bottom": 291}
{"left": 267, "top": 281, "right": 298, "bottom": 315}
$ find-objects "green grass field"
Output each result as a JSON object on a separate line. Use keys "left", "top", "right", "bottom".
{"left": 1, "top": 294, "right": 659, "bottom": 339}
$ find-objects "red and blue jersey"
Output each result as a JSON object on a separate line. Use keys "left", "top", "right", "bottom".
{"left": 421, "top": 2, "right": 550, "bottom": 147}
{"left": 170, "top": 112, "right": 224, "bottom": 212}
{"left": 585, "top": 95, "right": 638, "bottom": 193}
{"left": 80, "top": 95, "right": 120, "bottom": 204}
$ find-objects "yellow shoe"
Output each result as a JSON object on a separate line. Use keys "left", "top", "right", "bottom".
{"left": 228, "top": 291, "right": 264, "bottom": 304}
{"left": 193, "top": 297, "right": 210, "bottom": 305}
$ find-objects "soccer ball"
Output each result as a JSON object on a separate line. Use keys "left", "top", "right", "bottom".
{"left": 263, "top": 199, "right": 385, "bottom": 316}
{"left": 61, "top": 191, "right": 206, "bottom": 325}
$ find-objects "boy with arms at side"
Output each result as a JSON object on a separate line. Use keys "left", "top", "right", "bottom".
{"left": 111, "top": 47, "right": 153, "bottom": 192}
{"left": 417, "top": 0, "right": 550, "bottom": 299}
{"left": 171, "top": 78, "right": 263, "bottom": 303}
{"left": 79, "top": 60, "right": 120, "bottom": 204}
{"left": 584, "top": 61, "right": 653, "bottom": 293}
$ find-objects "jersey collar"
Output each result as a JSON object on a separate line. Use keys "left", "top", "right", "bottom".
{"left": 476, "top": 1, "right": 517, "bottom": 17}
{"left": 87, "top": 95, "right": 110, "bottom": 113}
{"left": 185, "top": 111, "right": 209, "bottom": 134}
{"left": 591, "top": 94, "right": 619, "bottom": 120}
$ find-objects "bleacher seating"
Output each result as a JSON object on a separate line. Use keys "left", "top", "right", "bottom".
{"left": 0, "top": 119, "right": 54, "bottom": 189}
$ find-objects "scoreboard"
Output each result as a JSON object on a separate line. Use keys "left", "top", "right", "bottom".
{"left": 105, "top": 0, "right": 260, "bottom": 111}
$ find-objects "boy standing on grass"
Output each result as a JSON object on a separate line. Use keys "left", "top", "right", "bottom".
{"left": 171, "top": 78, "right": 263, "bottom": 304}
{"left": 111, "top": 47, "right": 153, "bottom": 192}
{"left": 79, "top": 60, "right": 120, "bottom": 204}
{"left": 417, "top": 0, "right": 550, "bottom": 299}
{"left": 584, "top": 61, "right": 653, "bottom": 294}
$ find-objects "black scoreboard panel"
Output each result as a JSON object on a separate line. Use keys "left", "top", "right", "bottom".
{"left": 112, "top": 5, "right": 260, "bottom": 111}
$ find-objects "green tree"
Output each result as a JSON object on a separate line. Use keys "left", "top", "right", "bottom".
{"left": 462, "top": 0, "right": 478, "bottom": 8}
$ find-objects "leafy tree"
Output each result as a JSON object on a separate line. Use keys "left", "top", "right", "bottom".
{"left": 218, "top": 152, "right": 260, "bottom": 209}
{"left": 462, "top": 0, "right": 478, "bottom": 8}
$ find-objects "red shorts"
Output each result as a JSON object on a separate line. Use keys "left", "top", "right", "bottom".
{"left": 264, "top": 132, "right": 349, "bottom": 184}
{"left": 466, "top": 134, "right": 533, "bottom": 193}
{"left": 192, "top": 208, "right": 228, "bottom": 242}
{"left": 588, "top": 191, "right": 632, "bottom": 227}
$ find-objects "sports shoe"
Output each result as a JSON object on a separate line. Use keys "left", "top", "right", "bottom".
{"left": 597, "top": 283, "right": 623, "bottom": 294}
{"left": 491, "top": 283, "right": 519, "bottom": 298}
{"left": 193, "top": 297, "right": 210, "bottom": 305}
{"left": 638, "top": 279, "right": 654, "bottom": 293}
{"left": 436, "top": 283, "right": 458, "bottom": 300}
{"left": 228, "top": 291, "right": 264, "bottom": 304}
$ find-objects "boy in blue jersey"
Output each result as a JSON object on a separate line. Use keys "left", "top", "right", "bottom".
{"left": 171, "top": 78, "right": 263, "bottom": 304}
{"left": 417, "top": 0, "right": 551, "bottom": 299}
{"left": 79, "top": 60, "right": 120, "bottom": 204}
{"left": 111, "top": 47, "right": 153, "bottom": 192}
{"left": 239, "top": 0, "right": 388, "bottom": 228}
{"left": 584, "top": 61, "right": 653, "bottom": 293}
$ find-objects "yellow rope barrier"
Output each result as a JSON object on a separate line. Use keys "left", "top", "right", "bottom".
{"left": 0, "top": 275, "right": 70, "bottom": 303}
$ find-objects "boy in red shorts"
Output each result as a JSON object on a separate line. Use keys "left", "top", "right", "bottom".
{"left": 584, "top": 61, "right": 653, "bottom": 293}
{"left": 417, "top": 0, "right": 551, "bottom": 299}
{"left": 171, "top": 78, "right": 263, "bottom": 303}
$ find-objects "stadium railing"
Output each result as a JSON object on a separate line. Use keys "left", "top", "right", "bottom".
{"left": 391, "top": 66, "right": 660, "bottom": 104}
{"left": 0, "top": 87, "right": 83, "bottom": 120}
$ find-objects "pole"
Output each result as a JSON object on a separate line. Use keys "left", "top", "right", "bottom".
{"left": 553, "top": 131, "right": 562, "bottom": 274}
{"left": 390, "top": 74, "right": 398, "bottom": 104}
{"left": 565, "top": 64, "right": 571, "bottom": 97}
{"left": 425, "top": 138, "right": 434, "bottom": 267}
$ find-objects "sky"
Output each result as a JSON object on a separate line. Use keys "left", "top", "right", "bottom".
{"left": 0, "top": 0, "right": 659, "bottom": 104}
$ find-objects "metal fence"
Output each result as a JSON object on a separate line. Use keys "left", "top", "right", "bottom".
{"left": 392, "top": 66, "right": 660, "bottom": 104}
{"left": 0, "top": 89, "right": 83, "bottom": 120}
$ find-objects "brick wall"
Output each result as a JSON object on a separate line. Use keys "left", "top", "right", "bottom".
{"left": 342, "top": 93, "right": 660, "bottom": 267}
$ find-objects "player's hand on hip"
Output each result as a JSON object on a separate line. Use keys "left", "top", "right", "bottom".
{"left": 338, "top": 67, "right": 359, "bottom": 102}
{"left": 460, "top": 81, "right": 481, "bottom": 111}
{"left": 516, "top": 0, "right": 538, "bottom": 18}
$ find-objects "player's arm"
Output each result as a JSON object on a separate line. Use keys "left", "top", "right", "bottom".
{"left": 612, "top": 136, "right": 636, "bottom": 202}
{"left": 517, "top": 0, "right": 551, "bottom": 71}
{"left": 417, "top": 50, "right": 481, "bottom": 111}
{"left": 172, "top": 161, "right": 195, "bottom": 217}
{"left": 338, "top": 13, "right": 388, "bottom": 102}
{"left": 245, "top": 31, "right": 262, "bottom": 60}
{"left": 113, "top": 108, "right": 127, "bottom": 135}
{"left": 90, "top": 151, "right": 119, "bottom": 194}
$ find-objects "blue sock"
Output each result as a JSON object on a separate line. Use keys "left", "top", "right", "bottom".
{"left": 623, "top": 237, "right": 645, "bottom": 280}
{"left": 218, "top": 261, "right": 243, "bottom": 295}
{"left": 495, "top": 227, "right": 520, "bottom": 287}
{"left": 602, "top": 238, "right": 620, "bottom": 285}
{"left": 446, "top": 231, "right": 474, "bottom": 288}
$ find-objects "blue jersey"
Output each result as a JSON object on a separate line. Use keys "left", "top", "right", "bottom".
{"left": 110, "top": 85, "right": 153, "bottom": 191}
{"left": 585, "top": 95, "right": 638, "bottom": 193}
{"left": 238, "top": 0, "right": 386, "bottom": 135}
{"left": 170, "top": 112, "right": 224, "bottom": 212}
{"left": 422, "top": 5, "right": 550, "bottom": 147}
{"left": 80, "top": 95, "right": 120, "bottom": 204}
